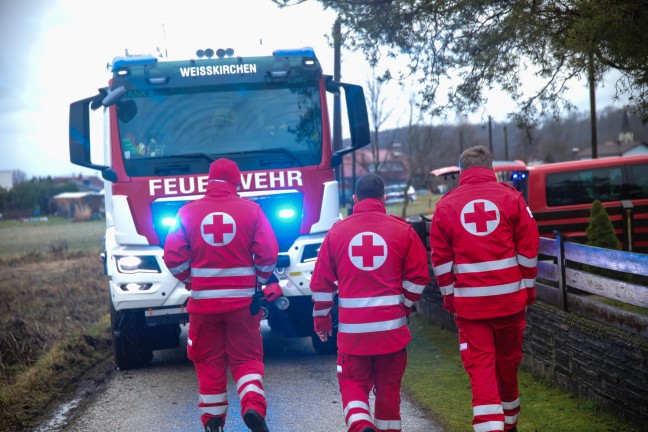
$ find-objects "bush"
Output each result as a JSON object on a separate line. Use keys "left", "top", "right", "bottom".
{"left": 586, "top": 200, "right": 621, "bottom": 250}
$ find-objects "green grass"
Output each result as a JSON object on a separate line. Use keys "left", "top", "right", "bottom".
{"left": 404, "top": 314, "right": 639, "bottom": 432}
{"left": 0, "top": 316, "right": 112, "bottom": 432}
{"left": 0, "top": 218, "right": 105, "bottom": 258}
{"left": 342, "top": 194, "right": 441, "bottom": 218}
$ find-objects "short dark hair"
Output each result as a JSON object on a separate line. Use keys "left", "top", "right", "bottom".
{"left": 459, "top": 145, "right": 493, "bottom": 171}
{"left": 355, "top": 173, "right": 385, "bottom": 201}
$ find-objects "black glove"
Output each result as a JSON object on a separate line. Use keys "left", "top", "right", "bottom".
{"left": 250, "top": 290, "right": 264, "bottom": 315}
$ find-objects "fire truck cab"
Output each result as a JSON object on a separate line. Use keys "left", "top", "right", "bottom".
{"left": 69, "top": 47, "right": 370, "bottom": 369}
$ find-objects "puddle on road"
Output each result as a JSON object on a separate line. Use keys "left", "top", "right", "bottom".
{"left": 33, "top": 398, "right": 80, "bottom": 432}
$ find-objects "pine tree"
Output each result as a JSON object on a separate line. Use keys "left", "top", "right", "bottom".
{"left": 585, "top": 200, "right": 621, "bottom": 250}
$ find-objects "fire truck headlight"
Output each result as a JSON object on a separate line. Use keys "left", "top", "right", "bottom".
{"left": 115, "top": 255, "right": 162, "bottom": 273}
{"left": 161, "top": 216, "right": 177, "bottom": 228}
{"left": 276, "top": 205, "right": 298, "bottom": 222}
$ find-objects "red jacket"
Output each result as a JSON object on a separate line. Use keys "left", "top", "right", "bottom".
{"left": 163, "top": 181, "right": 278, "bottom": 314}
{"left": 311, "top": 198, "right": 431, "bottom": 355}
{"left": 429, "top": 167, "right": 539, "bottom": 320}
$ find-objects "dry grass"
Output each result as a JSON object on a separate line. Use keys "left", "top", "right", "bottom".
{"left": 0, "top": 219, "right": 111, "bottom": 431}
{"left": 0, "top": 218, "right": 104, "bottom": 259}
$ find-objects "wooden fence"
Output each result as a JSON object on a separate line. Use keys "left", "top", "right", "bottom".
{"left": 536, "top": 232, "right": 648, "bottom": 337}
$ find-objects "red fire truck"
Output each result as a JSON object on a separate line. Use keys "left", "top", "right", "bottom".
{"left": 69, "top": 47, "right": 370, "bottom": 369}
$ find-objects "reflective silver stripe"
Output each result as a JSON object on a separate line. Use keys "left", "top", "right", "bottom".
{"left": 146, "top": 307, "right": 185, "bottom": 317}
{"left": 312, "top": 292, "right": 335, "bottom": 302}
{"left": 403, "top": 280, "right": 425, "bottom": 294}
{"left": 404, "top": 298, "right": 414, "bottom": 307}
{"left": 255, "top": 264, "right": 276, "bottom": 273}
{"left": 374, "top": 418, "right": 402, "bottom": 430}
{"left": 199, "top": 393, "right": 227, "bottom": 404}
{"left": 439, "top": 283, "right": 454, "bottom": 296}
{"left": 473, "top": 421, "right": 505, "bottom": 432}
{"left": 455, "top": 257, "right": 518, "bottom": 274}
{"left": 347, "top": 413, "right": 373, "bottom": 428}
{"left": 505, "top": 413, "right": 519, "bottom": 424}
{"left": 523, "top": 278, "right": 536, "bottom": 288}
{"left": 454, "top": 281, "right": 524, "bottom": 298}
{"left": 344, "top": 400, "right": 370, "bottom": 416}
{"left": 239, "top": 384, "right": 265, "bottom": 399}
{"left": 190, "top": 288, "right": 256, "bottom": 299}
{"left": 169, "top": 260, "right": 190, "bottom": 275}
{"left": 236, "top": 374, "right": 263, "bottom": 391}
{"left": 313, "top": 307, "right": 332, "bottom": 317}
{"left": 433, "top": 261, "right": 453, "bottom": 276}
{"left": 257, "top": 275, "right": 269, "bottom": 284}
{"left": 501, "top": 397, "right": 520, "bottom": 410}
{"left": 517, "top": 254, "right": 538, "bottom": 267}
{"left": 191, "top": 267, "right": 255, "bottom": 277}
{"left": 338, "top": 295, "right": 403, "bottom": 308}
{"left": 338, "top": 317, "right": 407, "bottom": 334}
{"left": 473, "top": 404, "right": 504, "bottom": 416}
{"left": 200, "top": 405, "right": 228, "bottom": 415}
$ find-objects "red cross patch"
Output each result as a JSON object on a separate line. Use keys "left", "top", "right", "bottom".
{"left": 348, "top": 232, "right": 387, "bottom": 271}
{"left": 460, "top": 199, "right": 500, "bottom": 236}
{"left": 201, "top": 212, "right": 236, "bottom": 246}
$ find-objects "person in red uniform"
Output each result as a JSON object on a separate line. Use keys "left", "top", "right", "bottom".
{"left": 164, "top": 158, "right": 278, "bottom": 432}
{"left": 429, "top": 146, "right": 539, "bottom": 432}
{"left": 311, "top": 173, "right": 431, "bottom": 432}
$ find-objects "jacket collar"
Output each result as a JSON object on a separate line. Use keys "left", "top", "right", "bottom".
{"left": 206, "top": 180, "right": 238, "bottom": 196}
{"left": 353, "top": 197, "right": 386, "bottom": 214}
{"left": 459, "top": 167, "right": 497, "bottom": 186}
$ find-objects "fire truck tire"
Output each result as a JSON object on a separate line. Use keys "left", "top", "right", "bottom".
{"left": 113, "top": 329, "right": 153, "bottom": 370}
{"left": 109, "top": 299, "right": 153, "bottom": 370}
{"left": 311, "top": 331, "right": 338, "bottom": 355}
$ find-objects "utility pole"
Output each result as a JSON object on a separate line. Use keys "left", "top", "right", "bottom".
{"left": 332, "top": 18, "right": 344, "bottom": 201}
{"left": 588, "top": 51, "right": 598, "bottom": 159}
{"left": 488, "top": 116, "right": 493, "bottom": 156}
{"left": 503, "top": 126, "right": 509, "bottom": 160}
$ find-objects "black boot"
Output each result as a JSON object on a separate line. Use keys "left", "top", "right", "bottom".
{"left": 205, "top": 416, "right": 224, "bottom": 432}
{"left": 243, "top": 409, "right": 270, "bottom": 432}
{"left": 360, "top": 427, "right": 377, "bottom": 432}
{"left": 509, "top": 427, "right": 518, "bottom": 432}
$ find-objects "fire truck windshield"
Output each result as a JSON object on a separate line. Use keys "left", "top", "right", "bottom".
{"left": 116, "top": 83, "right": 322, "bottom": 176}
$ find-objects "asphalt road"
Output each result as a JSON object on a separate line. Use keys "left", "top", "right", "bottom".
{"left": 42, "top": 324, "right": 444, "bottom": 432}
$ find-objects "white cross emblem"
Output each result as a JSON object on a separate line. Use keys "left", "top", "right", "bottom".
{"left": 201, "top": 212, "right": 236, "bottom": 246}
{"left": 460, "top": 199, "right": 500, "bottom": 236}
{"left": 348, "top": 232, "right": 387, "bottom": 271}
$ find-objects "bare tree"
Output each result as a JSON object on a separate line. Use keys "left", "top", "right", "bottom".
{"left": 12, "top": 170, "right": 27, "bottom": 185}
{"left": 366, "top": 68, "right": 395, "bottom": 173}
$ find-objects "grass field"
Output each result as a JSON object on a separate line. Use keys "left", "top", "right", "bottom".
{"left": 0, "top": 217, "right": 111, "bottom": 432}
{"left": 0, "top": 217, "right": 105, "bottom": 259}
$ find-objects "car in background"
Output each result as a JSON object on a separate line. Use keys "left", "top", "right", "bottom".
{"left": 384, "top": 184, "right": 417, "bottom": 205}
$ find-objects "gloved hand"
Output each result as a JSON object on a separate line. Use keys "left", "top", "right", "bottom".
{"left": 526, "top": 288, "right": 536, "bottom": 306}
{"left": 443, "top": 295, "right": 455, "bottom": 314}
{"left": 263, "top": 282, "right": 283, "bottom": 302}
{"left": 184, "top": 281, "right": 192, "bottom": 291}
{"left": 314, "top": 314, "right": 332, "bottom": 334}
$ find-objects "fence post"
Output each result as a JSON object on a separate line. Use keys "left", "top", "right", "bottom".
{"left": 621, "top": 199, "right": 634, "bottom": 252}
{"left": 554, "top": 230, "right": 568, "bottom": 311}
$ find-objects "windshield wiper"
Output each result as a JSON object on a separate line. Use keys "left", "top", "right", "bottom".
{"left": 237, "top": 148, "right": 302, "bottom": 166}
{"left": 152, "top": 153, "right": 216, "bottom": 162}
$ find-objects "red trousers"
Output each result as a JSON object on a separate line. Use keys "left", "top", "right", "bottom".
{"left": 455, "top": 311, "right": 526, "bottom": 432}
{"left": 337, "top": 349, "right": 407, "bottom": 432}
{"left": 187, "top": 307, "right": 266, "bottom": 428}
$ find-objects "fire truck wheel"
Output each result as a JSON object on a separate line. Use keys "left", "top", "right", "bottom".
{"left": 113, "top": 329, "right": 153, "bottom": 370}
{"left": 110, "top": 300, "right": 154, "bottom": 370}
{"left": 311, "top": 330, "right": 338, "bottom": 355}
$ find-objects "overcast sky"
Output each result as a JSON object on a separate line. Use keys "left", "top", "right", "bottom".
{"left": 0, "top": 0, "right": 632, "bottom": 179}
